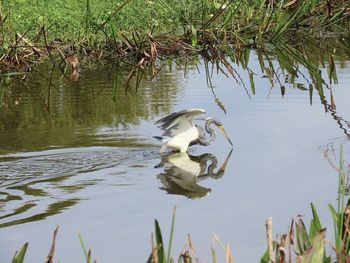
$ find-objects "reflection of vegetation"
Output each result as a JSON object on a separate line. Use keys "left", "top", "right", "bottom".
{"left": 0, "top": 61, "right": 181, "bottom": 153}
{"left": 0, "top": 199, "right": 79, "bottom": 229}
{"left": 0, "top": 147, "right": 153, "bottom": 229}
{"left": 265, "top": 39, "right": 350, "bottom": 138}
{"left": 0, "top": 61, "right": 179, "bottom": 128}
{"left": 202, "top": 37, "right": 350, "bottom": 137}
{"left": 2, "top": 37, "right": 350, "bottom": 153}
{"left": 0, "top": 171, "right": 83, "bottom": 229}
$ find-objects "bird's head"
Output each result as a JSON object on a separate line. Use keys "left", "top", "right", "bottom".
{"left": 207, "top": 118, "right": 233, "bottom": 146}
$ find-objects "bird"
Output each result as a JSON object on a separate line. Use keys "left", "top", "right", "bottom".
{"left": 155, "top": 150, "right": 233, "bottom": 199}
{"left": 154, "top": 108, "right": 233, "bottom": 153}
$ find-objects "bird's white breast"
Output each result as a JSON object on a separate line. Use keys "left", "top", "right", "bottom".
{"left": 166, "top": 153, "right": 201, "bottom": 176}
{"left": 166, "top": 126, "right": 198, "bottom": 152}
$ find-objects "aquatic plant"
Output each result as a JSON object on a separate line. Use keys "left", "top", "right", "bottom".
{"left": 147, "top": 207, "right": 176, "bottom": 263}
{"left": 260, "top": 145, "right": 350, "bottom": 263}
{"left": 11, "top": 243, "right": 28, "bottom": 263}
{"left": 146, "top": 206, "right": 235, "bottom": 263}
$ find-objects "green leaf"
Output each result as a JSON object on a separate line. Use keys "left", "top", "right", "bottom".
{"left": 155, "top": 219, "right": 166, "bottom": 263}
{"left": 2, "top": 42, "right": 9, "bottom": 50}
{"left": 323, "top": 255, "right": 332, "bottom": 263}
{"left": 295, "top": 218, "right": 311, "bottom": 255}
{"left": 311, "top": 203, "right": 322, "bottom": 230}
{"left": 300, "top": 229, "right": 326, "bottom": 263}
{"left": 257, "top": 50, "right": 265, "bottom": 73}
{"left": 276, "top": 49, "right": 296, "bottom": 75}
{"left": 191, "top": 25, "right": 197, "bottom": 47}
{"left": 167, "top": 207, "right": 176, "bottom": 263}
{"left": 146, "top": 253, "right": 153, "bottom": 263}
{"left": 280, "top": 85, "right": 285, "bottom": 97}
{"left": 309, "top": 84, "right": 313, "bottom": 106}
{"left": 12, "top": 243, "right": 28, "bottom": 263}
{"left": 249, "top": 72, "right": 255, "bottom": 95}
{"left": 211, "top": 245, "right": 217, "bottom": 263}
{"left": 309, "top": 219, "right": 317, "bottom": 242}
{"left": 241, "top": 48, "right": 250, "bottom": 68}
{"left": 327, "top": 55, "right": 338, "bottom": 84}
{"left": 259, "top": 247, "right": 270, "bottom": 263}
{"left": 295, "top": 83, "right": 307, "bottom": 91}
{"left": 328, "top": 204, "right": 338, "bottom": 226}
{"left": 78, "top": 233, "right": 90, "bottom": 263}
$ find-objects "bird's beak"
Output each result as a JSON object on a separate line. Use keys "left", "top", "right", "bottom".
{"left": 218, "top": 125, "right": 233, "bottom": 146}
{"left": 218, "top": 149, "right": 233, "bottom": 173}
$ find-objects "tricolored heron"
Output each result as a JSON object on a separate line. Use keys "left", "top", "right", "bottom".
{"left": 154, "top": 108, "right": 233, "bottom": 153}
{"left": 155, "top": 150, "right": 233, "bottom": 199}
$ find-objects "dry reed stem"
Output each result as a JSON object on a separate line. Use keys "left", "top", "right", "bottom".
{"left": 15, "top": 33, "right": 42, "bottom": 55}
{"left": 323, "top": 148, "right": 341, "bottom": 173}
{"left": 151, "top": 233, "right": 158, "bottom": 263}
{"left": 225, "top": 243, "right": 232, "bottom": 263}
{"left": 265, "top": 217, "right": 275, "bottom": 263}
{"left": 187, "top": 234, "right": 200, "bottom": 262}
{"left": 45, "top": 225, "right": 59, "bottom": 263}
{"left": 278, "top": 234, "right": 287, "bottom": 263}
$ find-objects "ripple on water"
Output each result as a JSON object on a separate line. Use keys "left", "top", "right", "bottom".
{"left": 0, "top": 146, "right": 159, "bottom": 228}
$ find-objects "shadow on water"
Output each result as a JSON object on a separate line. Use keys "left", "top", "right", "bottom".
{"left": 155, "top": 150, "right": 232, "bottom": 199}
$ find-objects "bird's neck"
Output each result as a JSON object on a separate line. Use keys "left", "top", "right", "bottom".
{"left": 198, "top": 118, "right": 216, "bottom": 145}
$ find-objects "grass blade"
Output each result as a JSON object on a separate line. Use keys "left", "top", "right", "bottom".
{"left": 12, "top": 243, "right": 28, "bottom": 263}
{"left": 300, "top": 229, "right": 326, "bottom": 263}
{"left": 167, "top": 206, "right": 176, "bottom": 263}
{"left": 259, "top": 247, "right": 270, "bottom": 263}
{"left": 311, "top": 203, "right": 322, "bottom": 233}
{"left": 155, "top": 219, "right": 166, "bottom": 263}
{"left": 78, "top": 233, "right": 90, "bottom": 263}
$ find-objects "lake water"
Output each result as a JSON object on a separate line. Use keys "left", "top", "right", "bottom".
{"left": 1, "top": 44, "right": 350, "bottom": 262}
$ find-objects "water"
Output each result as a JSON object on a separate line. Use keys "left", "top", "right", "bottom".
{"left": 1, "top": 45, "right": 350, "bottom": 262}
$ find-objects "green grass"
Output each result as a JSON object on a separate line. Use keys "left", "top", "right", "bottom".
{"left": 0, "top": 0, "right": 350, "bottom": 74}
{"left": 0, "top": 0, "right": 222, "bottom": 41}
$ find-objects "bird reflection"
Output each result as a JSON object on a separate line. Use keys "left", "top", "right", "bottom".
{"left": 155, "top": 149, "right": 232, "bottom": 199}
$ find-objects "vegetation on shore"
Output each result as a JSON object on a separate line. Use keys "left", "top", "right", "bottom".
{"left": 0, "top": 0, "right": 349, "bottom": 74}
{"left": 3, "top": 1, "right": 350, "bottom": 262}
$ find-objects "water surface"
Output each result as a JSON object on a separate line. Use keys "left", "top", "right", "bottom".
{"left": 1, "top": 44, "right": 350, "bottom": 262}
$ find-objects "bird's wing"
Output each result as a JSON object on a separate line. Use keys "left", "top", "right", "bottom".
{"left": 154, "top": 109, "right": 206, "bottom": 131}
{"left": 154, "top": 109, "right": 206, "bottom": 141}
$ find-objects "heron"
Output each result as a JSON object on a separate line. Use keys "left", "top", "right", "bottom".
{"left": 154, "top": 108, "right": 233, "bottom": 153}
{"left": 155, "top": 150, "right": 233, "bottom": 199}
